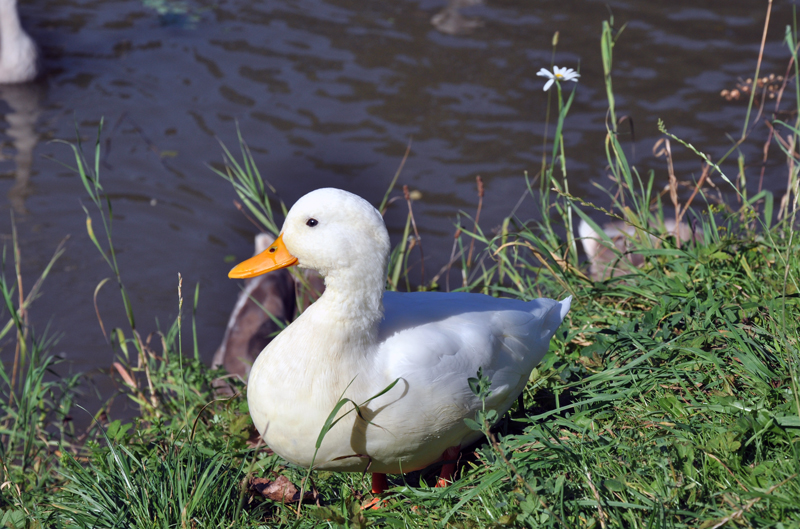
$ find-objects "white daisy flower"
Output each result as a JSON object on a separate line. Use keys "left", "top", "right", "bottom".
{"left": 537, "top": 66, "right": 580, "bottom": 91}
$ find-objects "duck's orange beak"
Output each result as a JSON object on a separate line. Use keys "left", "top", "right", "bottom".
{"left": 228, "top": 234, "right": 298, "bottom": 278}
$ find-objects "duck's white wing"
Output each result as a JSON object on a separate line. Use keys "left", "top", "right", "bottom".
{"left": 373, "top": 292, "right": 571, "bottom": 436}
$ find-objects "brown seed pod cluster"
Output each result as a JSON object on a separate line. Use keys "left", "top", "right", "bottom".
{"left": 720, "top": 73, "right": 785, "bottom": 101}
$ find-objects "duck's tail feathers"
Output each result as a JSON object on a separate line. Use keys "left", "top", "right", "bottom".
{"left": 558, "top": 296, "right": 572, "bottom": 321}
{"left": 538, "top": 296, "right": 571, "bottom": 341}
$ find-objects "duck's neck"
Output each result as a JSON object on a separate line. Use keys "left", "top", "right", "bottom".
{"left": 311, "top": 262, "right": 387, "bottom": 342}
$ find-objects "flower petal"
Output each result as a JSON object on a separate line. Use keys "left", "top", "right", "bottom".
{"left": 543, "top": 78, "right": 555, "bottom": 91}
{"left": 536, "top": 68, "right": 554, "bottom": 78}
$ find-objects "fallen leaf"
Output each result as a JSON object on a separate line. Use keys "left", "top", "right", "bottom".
{"left": 251, "top": 475, "right": 317, "bottom": 503}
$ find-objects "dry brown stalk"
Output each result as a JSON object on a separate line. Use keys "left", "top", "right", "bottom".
{"left": 709, "top": 474, "right": 796, "bottom": 529}
{"left": 9, "top": 217, "right": 26, "bottom": 404}
{"left": 742, "top": 0, "right": 772, "bottom": 139}
{"left": 653, "top": 138, "right": 682, "bottom": 247}
{"left": 403, "top": 185, "right": 425, "bottom": 285}
{"left": 134, "top": 328, "right": 160, "bottom": 413}
{"left": 677, "top": 164, "right": 710, "bottom": 226}
{"left": 93, "top": 278, "right": 112, "bottom": 343}
{"left": 703, "top": 451, "right": 750, "bottom": 493}
{"left": 234, "top": 199, "right": 269, "bottom": 233}
{"left": 584, "top": 469, "right": 608, "bottom": 529}
{"left": 466, "top": 176, "right": 484, "bottom": 271}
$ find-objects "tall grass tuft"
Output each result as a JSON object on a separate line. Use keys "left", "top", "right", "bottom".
{"left": 54, "top": 435, "right": 254, "bottom": 528}
{"left": 46, "top": 124, "right": 272, "bottom": 527}
{"left": 0, "top": 225, "right": 79, "bottom": 525}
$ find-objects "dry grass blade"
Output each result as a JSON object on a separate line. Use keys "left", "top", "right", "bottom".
{"left": 93, "top": 277, "right": 112, "bottom": 342}
{"left": 403, "top": 185, "right": 425, "bottom": 285}
{"left": 466, "top": 176, "right": 484, "bottom": 269}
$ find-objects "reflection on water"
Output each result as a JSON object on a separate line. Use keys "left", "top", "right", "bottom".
{"left": 142, "top": 0, "right": 201, "bottom": 27}
{"left": 431, "top": 0, "right": 484, "bottom": 36}
{"left": 2, "top": 83, "right": 41, "bottom": 214}
{"left": 0, "top": 0, "right": 795, "bottom": 398}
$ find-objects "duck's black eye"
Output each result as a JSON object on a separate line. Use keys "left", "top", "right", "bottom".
{"left": 306, "top": 218, "right": 318, "bottom": 227}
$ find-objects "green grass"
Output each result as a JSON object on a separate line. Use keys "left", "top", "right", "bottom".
{"left": 2, "top": 11, "right": 800, "bottom": 529}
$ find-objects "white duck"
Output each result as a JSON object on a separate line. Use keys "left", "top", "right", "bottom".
{"left": 229, "top": 188, "right": 571, "bottom": 493}
{"left": 0, "top": 0, "right": 37, "bottom": 84}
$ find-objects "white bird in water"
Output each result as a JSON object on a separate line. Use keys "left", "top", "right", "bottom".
{"left": 0, "top": 0, "right": 37, "bottom": 84}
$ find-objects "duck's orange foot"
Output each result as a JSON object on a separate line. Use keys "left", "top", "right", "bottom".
{"left": 361, "top": 496, "right": 383, "bottom": 510}
{"left": 361, "top": 473, "right": 389, "bottom": 510}
{"left": 436, "top": 445, "right": 461, "bottom": 487}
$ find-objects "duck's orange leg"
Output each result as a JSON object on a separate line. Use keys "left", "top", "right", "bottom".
{"left": 372, "top": 473, "right": 388, "bottom": 494}
{"left": 436, "top": 445, "right": 461, "bottom": 487}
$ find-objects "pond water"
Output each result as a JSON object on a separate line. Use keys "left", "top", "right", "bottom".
{"left": 0, "top": 0, "right": 794, "bottom": 406}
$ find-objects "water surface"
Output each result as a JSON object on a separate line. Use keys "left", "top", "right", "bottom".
{"left": 0, "top": 0, "right": 793, "bottom": 403}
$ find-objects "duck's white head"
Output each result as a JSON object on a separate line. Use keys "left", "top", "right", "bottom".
{"left": 229, "top": 188, "right": 390, "bottom": 293}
